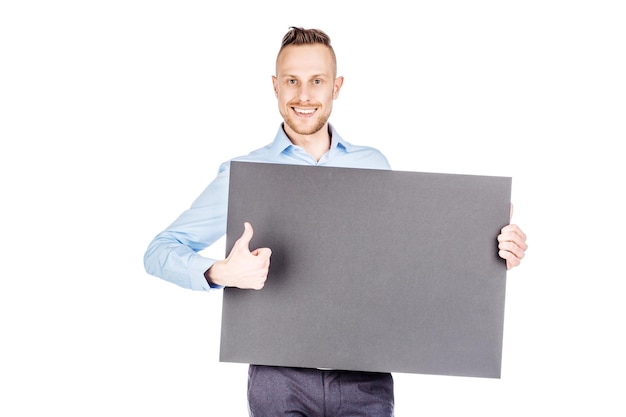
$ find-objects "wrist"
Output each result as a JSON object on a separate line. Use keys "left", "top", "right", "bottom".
{"left": 204, "top": 261, "right": 224, "bottom": 287}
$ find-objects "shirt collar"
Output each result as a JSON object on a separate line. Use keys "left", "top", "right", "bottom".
{"left": 269, "top": 123, "right": 351, "bottom": 155}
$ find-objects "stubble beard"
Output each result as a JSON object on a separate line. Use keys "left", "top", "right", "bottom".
{"left": 281, "top": 106, "right": 331, "bottom": 136}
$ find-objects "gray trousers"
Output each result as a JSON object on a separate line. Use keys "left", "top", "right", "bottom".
{"left": 247, "top": 365, "right": 394, "bottom": 417}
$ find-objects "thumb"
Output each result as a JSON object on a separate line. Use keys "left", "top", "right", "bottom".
{"left": 233, "top": 221, "right": 254, "bottom": 252}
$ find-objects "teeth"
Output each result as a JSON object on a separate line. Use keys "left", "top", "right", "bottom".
{"left": 295, "top": 108, "right": 315, "bottom": 114}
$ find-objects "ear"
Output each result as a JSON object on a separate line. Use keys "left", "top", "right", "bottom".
{"left": 272, "top": 75, "right": 278, "bottom": 97}
{"left": 333, "top": 76, "right": 344, "bottom": 99}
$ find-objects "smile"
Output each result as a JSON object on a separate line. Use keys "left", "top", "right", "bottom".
{"left": 293, "top": 107, "right": 316, "bottom": 116}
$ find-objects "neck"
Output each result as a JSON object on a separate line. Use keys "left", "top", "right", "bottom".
{"left": 285, "top": 124, "right": 331, "bottom": 162}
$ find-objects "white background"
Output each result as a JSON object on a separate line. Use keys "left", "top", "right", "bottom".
{"left": 1, "top": 1, "right": 625, "bottom": 416}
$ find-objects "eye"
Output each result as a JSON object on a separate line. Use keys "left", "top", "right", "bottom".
{"left": 288, "top": 79, "right": 297, "bottom": 85}
{"left": 313, "top": 79, "right": 322, "bottom": 85}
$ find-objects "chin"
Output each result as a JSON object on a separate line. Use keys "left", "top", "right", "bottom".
{"left": 288, "top": 119, "right": 328, "bottom": 136}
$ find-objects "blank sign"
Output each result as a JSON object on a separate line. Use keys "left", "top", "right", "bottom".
{"left": 220, "top": 161, "right": 511, "bottom": 378}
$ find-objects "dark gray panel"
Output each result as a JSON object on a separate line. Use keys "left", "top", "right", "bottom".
{"left": 220, "top": 161, "right": 511, "bottom": 378}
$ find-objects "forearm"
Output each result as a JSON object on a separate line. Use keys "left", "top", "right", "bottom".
{"left": 144, "top": 235, "right": 220, "bottom": 290}
{"left": 144, "top": 167, "right": 230, "bottom": 290}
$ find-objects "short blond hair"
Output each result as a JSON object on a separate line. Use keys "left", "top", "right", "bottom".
{"left": 276, "top": 26, "right": 337, "bottom": 76}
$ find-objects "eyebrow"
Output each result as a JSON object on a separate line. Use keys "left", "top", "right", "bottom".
{"left": 281, "top": 73, "right": 329, "bottom": 79}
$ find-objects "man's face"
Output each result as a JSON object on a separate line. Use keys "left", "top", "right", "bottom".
{"left": 273, "top": 44, "right": 343, "bottom": 138}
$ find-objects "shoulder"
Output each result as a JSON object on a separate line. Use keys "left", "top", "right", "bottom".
{"left": 336, "top": 139, "right": 391, "bottom": 170}
{"left": 330, "top": 125, "right": 390, "bottom": 169}
{"left": 215, "top": 142, "right": 275, "bottom": 176}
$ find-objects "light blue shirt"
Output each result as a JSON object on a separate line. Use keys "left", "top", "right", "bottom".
{"left": 143, "top": 124, "right": 391, "bottom": 291}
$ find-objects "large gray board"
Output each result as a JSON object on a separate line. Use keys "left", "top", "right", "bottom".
{"left": 220, "top": 161, "right": 511, "bottom": 378}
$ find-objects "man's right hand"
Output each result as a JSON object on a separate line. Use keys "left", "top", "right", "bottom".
{"left": 205, "top": 222, "right": 272, "bottom": 289}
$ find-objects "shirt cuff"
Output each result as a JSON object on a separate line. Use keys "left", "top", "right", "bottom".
{"left": 189, "top": 255, "right": 223, "bottom": 291}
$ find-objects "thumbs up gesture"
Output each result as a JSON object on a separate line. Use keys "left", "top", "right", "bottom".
{"left": 206, "top": 222, "right": 272, "bottom": 289}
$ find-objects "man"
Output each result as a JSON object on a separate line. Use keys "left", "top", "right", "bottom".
{"left": 144, "top": 26, "right": 528, "bottom": 417}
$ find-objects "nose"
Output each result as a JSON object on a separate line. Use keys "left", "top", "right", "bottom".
{"left": 296, "top": 84, "right": 312, "bottom": 102}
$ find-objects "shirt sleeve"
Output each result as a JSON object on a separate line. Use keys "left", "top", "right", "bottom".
{"left": 143, "top": 162, "right": 230, "bottom": 291}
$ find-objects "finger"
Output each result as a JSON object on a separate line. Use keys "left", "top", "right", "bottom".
{"left": 251, "top": 247, "right": 272, "bottom": 259}
{"left": 250, "top": 249, "right": 272, "bottom": 277}
{"left": 499, "top": 250, "right": 521, "bottom": 270}
{"left": 498, "top": 245, "right": 521, "bottom": 268}
{"left": 500, "top": 223, "right": 519, "bottom": 235}
{"left": 500, "top": 224, "right": 527, "bottom": 242}
{"left": 499, "top": 240, "right": 526, "bottom": 260}
{"left": 499, "top": 226, "right": 528, "bottom": 250}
